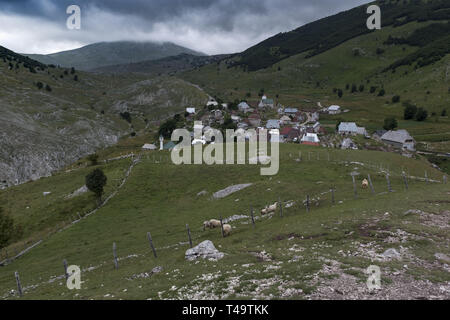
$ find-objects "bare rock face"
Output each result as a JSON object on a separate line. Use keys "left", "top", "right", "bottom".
{"left": 185, "top": 240, "right": 224, "bottom": 261}
{"left": 212, "top": 184, "right": 252, "bottom": 199}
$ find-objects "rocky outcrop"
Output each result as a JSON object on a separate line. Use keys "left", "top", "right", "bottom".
{"left": 185, "top": 240, "right": 224, "bottom": 261}
{"left": 212, "top": 184, "right": 253, "bottom": 199}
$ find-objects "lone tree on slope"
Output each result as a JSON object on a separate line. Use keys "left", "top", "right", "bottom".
{"left": 86, "top": 169, "right": 107, "bottom": 206}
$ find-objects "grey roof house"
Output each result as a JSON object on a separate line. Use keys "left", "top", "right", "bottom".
{"left": 381, "top": 130, "right": 415, "bottom": 152}
{"left": 338, "top": 122, "right": 358, "bottom": 134}
{"left": 266, "top": 119, "right": 280, "bottom": 129}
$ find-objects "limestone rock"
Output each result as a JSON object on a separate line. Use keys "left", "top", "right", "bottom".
{"left": 185, "top": 240, "right": 224, "bottom": 261}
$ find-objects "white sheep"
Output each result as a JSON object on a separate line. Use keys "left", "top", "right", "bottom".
{"left": 222, "top": 224, "right": 232, "bottom": 237}
{"left": 362, "top": 179, "right": 369, "bottom": 189}
{"left": 203, "top": 219, "right": 222, "bottom": 230}
{"left": 261, "top": 202, "right": 278, "bottom": 215}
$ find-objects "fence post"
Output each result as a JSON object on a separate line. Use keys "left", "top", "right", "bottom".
{"left": 425, "top": 171, "right": 429, "bottom": 184}
{"left": 306, "top": 195, "right": 310, "bottom": 213}
{"left": 402, "top": 172, "right": 409, "bottom": 190}
{"left": 113, "top": 242, "right": 119, "bottom": 270}
{"left": 219, "top": 217, "right": 225, "bottom": 238}
{"left": 186, "top": 224, "right": 193, "bottom": 247}
{"left": 367, "top": 174, "right": 375, "bottom": 194}
{"left": 278, "top": 197, "right": 283, "bottom": 217}
{"left": 250, "top": 207, "right": 255, "bottom": 227}
{"left": 352, "top": 175, "right": 358, "bottom": 199}
{"left": 15, "top": 271, "right": 23, "bottom": 297}
{"left": 444, "top": 175, "right": 448, "bottom": 184}
{"left": 63, "top": 259, "right": 69, "bottom": 280}
{"left": 147, "top": 232, "right": 157, "bottom": 258}
{"left": 386, "top": 174, "right": 392, "bottom": 192}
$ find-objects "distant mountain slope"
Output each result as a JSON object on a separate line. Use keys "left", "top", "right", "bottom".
{"left": 233, "top": 0, "right": 450, "bottom": 71}
{"left": 24, "top": 41, "right": 205, "bottom": 71}
{"left": 92, "top": 53, "right": 232, "bottom": 75}
{"left": 0, "top": 46, "right": 208, "bottom": 186}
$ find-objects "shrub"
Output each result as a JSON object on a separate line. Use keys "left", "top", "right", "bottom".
{"left": 45, "top": 84, "right": 52, "bottom": 92}
{"left": 383, "top": 117, "right": 398, "bottom": 130}
{"left": 403, "top": 102, "right": 417, "bottom": 120}
{"left": 0, "top": 208, "right": 15, "bottom": 248}
{"left": 378, "top": 88, "right": 386, "bottom": 96}
{"left": 415, "top": 108, "right": 428, "bottom": 121}
{"left": 392, "top": 95, "right": 400, "bottom": 103}
{"left": 86, "top": 169, "right": 107, "bottom": 205}
{"left": 119, "top": 112, "right": 132, "bottom": 123}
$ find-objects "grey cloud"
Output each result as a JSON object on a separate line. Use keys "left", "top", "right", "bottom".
{"left": 0, "top": 0, "right": 370, "bottom": 54}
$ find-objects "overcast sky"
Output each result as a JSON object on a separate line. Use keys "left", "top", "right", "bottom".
{"left": 0, "top": 0, "right": 370, "bottom": 55}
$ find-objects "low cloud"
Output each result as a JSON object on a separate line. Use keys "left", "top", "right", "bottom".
{"left": 0, "top": 0, "right": 370, "bottom": 55}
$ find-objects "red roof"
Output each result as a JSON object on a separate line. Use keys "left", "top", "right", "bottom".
{"left": 280, "top": 127, "right": 294, "bottom": 136}
{"left": 301, "top": 141, "right": 319, "bottom": 146}
{"left": 248, "top": 113, "right": 261, "bottom": 120}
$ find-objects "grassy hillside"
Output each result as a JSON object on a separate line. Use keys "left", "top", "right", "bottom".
{"left": 0, "top": 143, "right": 448, "bottom": 299}
{"left": 233, "top": 0, "right": 450, "bottom": 71}
{"left": 25, "top": 41, "right": 205, "bottom": 71}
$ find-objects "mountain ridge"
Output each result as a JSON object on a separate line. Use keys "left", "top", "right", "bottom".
{"left": 24, "top": 41, "right": 206, "bottom": 71}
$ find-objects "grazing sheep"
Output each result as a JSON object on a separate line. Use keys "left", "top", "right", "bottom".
{"left": 261, "top": 202, "right": 278, "bottom": 215}
{"left": 362, "top": 179, "right": 369, "bottom": 189}
{"left": 203, "top": 219, "right": 222, "bottom": 230}
{"left": 222, "top": 224, "right": 232, "bottom": 237}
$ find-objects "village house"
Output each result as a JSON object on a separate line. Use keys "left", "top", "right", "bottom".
{"left": 213, "top": 109, "right": 223, "bottom": 121}
{"left": 341, "top": 138, "right": 357, "bottom": 150}
{"left": 284, "top": 108, "right": 298, "bottom": 115}
{"left": 231, "top": 115, "right": 241, "bottom": 123}
{"left": 238, "top": 101, "right": 252, "bottom": 113}
{"left": 259, "top": 96, "right": 275, "bottom": 108}
{"left": 381, "top": 130, "right": 416, "bottom": 152}
{"left": 279, "top": 115, "right": 292, "bottom": 125}
{"left": 338, "top": 122, "right": 366, "bottom": 136}
{"left": 206, "top": 100, "right": 218, "bottom": 107}
{"left": 312, "top": 122, "right": 321, "bottom": 133}
{"left": 186, "top": 107, "right": 196, "bottom": 115}
{"left": 328, "top": 105, "right": 341, "bottom": 114}
{"left": 301, "top": 133, "right": 320, "bottom": 146}
{"left": 280, "top": 127, "right": 301, "bottom": 142}
{"left": 248, "top": 113, "right": 262, "bottom": 127}
{"left": 142, "top": 143, "right": 157, "bottom": 150}
{"left": 237, "top": 121, "right": 249, "bottom": 130}
{"left": 311, "top": 112, "right": 320, "bottom": 122}
{"left": 266, "top": 119, "right": 280, "bottom": 129}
